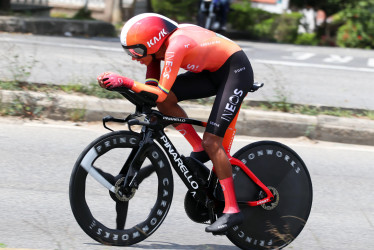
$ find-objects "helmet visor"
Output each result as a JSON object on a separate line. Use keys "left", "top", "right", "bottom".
{"left": 122, "top": 44, "right": 147, "bottom": 59}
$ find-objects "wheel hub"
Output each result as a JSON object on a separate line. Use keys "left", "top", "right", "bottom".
{"left": 258, "top": 186, "right": 279, "bottom": 210}
{"left": 114, "top": 177, "right": 136, "bottom": 202}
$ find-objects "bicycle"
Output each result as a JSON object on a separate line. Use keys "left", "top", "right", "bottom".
{"left": 69, "top": 83, "right": 313, "bottom": 249}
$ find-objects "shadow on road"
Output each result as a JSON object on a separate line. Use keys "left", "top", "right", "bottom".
{"left": 85, "top": 241, "right": 237, "bottom": 249}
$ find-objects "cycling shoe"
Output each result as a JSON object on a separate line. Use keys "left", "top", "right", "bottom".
{"left": 205, "top": 212, "right": 244, "bottom": 234}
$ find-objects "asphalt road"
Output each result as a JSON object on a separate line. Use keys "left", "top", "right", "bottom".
{"left": 0, "top": 33, "right": 374, "bottom": 110}
{"left": 0, "top": 117, "right": 373, "bottom": 249}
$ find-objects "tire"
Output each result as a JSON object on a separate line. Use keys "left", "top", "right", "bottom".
{"left": 69, "top": 131, "right": 174, "bottom": 246}
{"left": 226, "top": 141, "right": 313, "bottom": 249}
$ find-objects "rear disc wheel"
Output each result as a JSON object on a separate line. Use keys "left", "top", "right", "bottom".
{"left": 226, "top": 141, "right": 313, "bottom": 249}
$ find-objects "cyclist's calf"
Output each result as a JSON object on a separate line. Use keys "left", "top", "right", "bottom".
{"left": 202, "top": 133, "right": 232, "bottom": 179}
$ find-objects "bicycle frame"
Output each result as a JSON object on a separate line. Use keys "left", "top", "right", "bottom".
{"left": 112, "top": 107, "right": 274, "bottom": 208}
{"left": 156, "top": 131, "right": 205, "bottom": 192}
{"left": 103, "top": 86, "right": 273, "bottom": 207}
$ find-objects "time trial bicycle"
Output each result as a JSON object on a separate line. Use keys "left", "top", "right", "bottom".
{"left": 69, "top": 83, "right": 313, "bottom": 249}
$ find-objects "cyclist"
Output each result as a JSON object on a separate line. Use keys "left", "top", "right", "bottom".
{"left": 198, "top": 0, "right": 231, "bottom": 31}
{"left": 97, "top": 13, "right": 254, "bottom": 234}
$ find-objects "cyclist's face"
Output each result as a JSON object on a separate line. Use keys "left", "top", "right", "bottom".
{"left": 154, "top": 45, "right": 167, "bottom": 60}
{"left": 132, "top": 55, "right": 152, "bottom": 65}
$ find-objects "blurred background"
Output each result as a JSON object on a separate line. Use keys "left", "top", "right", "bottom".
{"left": 1, "top": 0, "right": 374, "bottom": 49}
{"left": 1, "top": 1, "right": 374, "bottom": 250}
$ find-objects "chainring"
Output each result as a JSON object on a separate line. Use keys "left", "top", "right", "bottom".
{"left": 184, "top": 191, "right": 210, "bottom": 224}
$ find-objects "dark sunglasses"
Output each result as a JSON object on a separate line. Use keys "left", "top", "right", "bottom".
{"left": 122, "top": 44, "right": 148, "bottom": 59}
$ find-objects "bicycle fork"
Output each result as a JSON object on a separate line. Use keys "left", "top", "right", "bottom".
{"left": 119, "top": 130, "right": 155, "bottom": 196}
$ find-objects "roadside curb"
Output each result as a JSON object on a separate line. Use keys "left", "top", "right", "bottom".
{"left": 1, "top": 89, "right": 374, "bottom": 146}
{"left": 0, "top": 15, "right": 251, "bottom": 40}
{"left": 0, "top": 16, "right": 115, "bottom": 37}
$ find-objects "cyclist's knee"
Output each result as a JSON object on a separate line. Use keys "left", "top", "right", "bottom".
{"left": 157, "top": 91, "right": 178, "bottom": 111}
{"left": 157, "top": 102, "right": 168, "bottom": 112}
{"left": 202, "top": 133, "right": 223, "bottom": 154}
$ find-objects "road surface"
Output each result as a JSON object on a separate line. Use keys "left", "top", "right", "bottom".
{"left": 0, "top": 117, "right": 373, "bottom": 249}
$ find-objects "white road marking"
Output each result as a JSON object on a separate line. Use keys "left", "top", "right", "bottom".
{"left": 282, "top": 52, "right": 315, "bottom": 60}
{"left": 368, "top": 58, "right": 374, "bottom": 68}
{"left": 323, "top": 54, "right": 353, "bottom": 63}
{"left": 2, "top": 37, "right": 374, "bottom": 73}
{"left": 254, "top": 59, "right": 374, "bottom": 73}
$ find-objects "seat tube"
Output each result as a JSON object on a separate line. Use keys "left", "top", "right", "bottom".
{"left": 222, "top": 106, "right": 241, "bottom": 155}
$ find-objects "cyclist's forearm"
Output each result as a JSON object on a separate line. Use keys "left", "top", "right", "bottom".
{"left": 131, "top": 81, "right": 167, "bottom": 102}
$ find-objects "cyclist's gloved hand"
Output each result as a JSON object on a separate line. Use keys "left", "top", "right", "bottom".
{"left": 97, "top": 72, "right": 134, "bottom": 89}
{"left": 97, "top": 71, "right": 112, "bottom": 88}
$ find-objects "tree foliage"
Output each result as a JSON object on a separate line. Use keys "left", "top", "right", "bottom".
{"left": 336, "top": 0, "right": 374, "bottom": 48}
{"left": 229, "top": 1, "right": 302, "bottom": 43}
{"left": 0, "top": 0, "right": 11, "bottom": 11}
{"left": 290, "top": 0, "right": 374, "bottom": 48}
{"left": 289, "top": 0, "right": 353, "bottom": 15}
{"left": 150, "top": 0, "right": 198, "bottom": 23}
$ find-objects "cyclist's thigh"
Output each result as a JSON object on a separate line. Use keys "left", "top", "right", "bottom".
{"left": 171, "top": 71, "right": 218, "bottom": 101}
{"left": 206, "top": 51, "right": 254, "bottom": 137}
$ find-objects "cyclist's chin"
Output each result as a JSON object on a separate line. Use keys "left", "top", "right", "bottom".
{"left": 137, "top": 55, "right": 152, "bottom": 65}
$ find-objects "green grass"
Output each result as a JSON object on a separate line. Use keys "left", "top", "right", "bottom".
{"left": 68, "top": 107, "right": 86, "bottom": 122}
{"left": 0, "top": 81, "right": 122, "bottom": 99}
{"left": 364, "top": 110, "right": 374, "bottom": 120}
{"left": 0, "top": 92, "right": 45, "bottom": 118}
{"left": 0, "top": 81, "right": 121, "bottom": 119}
{"left": 257, "top": 101, "right": 374, "bottom": 120}
{"left": 1, "top": 80, "right": 374, "bottom": 121}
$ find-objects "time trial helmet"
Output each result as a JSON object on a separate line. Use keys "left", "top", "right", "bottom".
{"left": 120, "top": 13, "right": 178, "bottom": 59}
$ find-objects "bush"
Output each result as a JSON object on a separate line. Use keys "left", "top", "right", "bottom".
{"left": 73, "top": 7, "right": 94, "bottom": 20}
{"left": 273, "top": 12, "right": 302, "bottom": 43}
{"left": 295, "top": 32, "right": 319, "bottom": 45}
{"left": 253, "top": 18, "right": 276, "bottom": 41}
{"left": 336, "top": 20, "right": 367, "bottom": 48}
{"left": 151, "top": 0, "right": 198, "bottom": 23}
{"left": 336, "top": 0, "right": 374, "bottom": 48}
{"left": 229, "top": 0, "right": 275, "bottom": 32}
{"left": 229, "top": 1, "right": 301, "bottom": 43}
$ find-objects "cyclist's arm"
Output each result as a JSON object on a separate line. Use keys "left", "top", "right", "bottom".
{"left": 130, "top": 81, "right": 166, "bottom": 102}
{"left": 131, "top": 40, "right": 188, "bottom": 102}
{"left": 145, "top": 58, "right": 161, "bottom": 86}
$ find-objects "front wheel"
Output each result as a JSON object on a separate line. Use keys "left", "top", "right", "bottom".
{"left": 227, "top": 141, "right": 313, "bottom": 249}
{"left": 69, "top": 131, "right": 174, "bottom": 246}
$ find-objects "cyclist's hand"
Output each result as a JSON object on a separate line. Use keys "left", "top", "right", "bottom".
{"left": 97, "top": 72, "right": 112, "bottom": 88}
{"left": 97, "top": 72, "right": 134, "bottom": 89}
